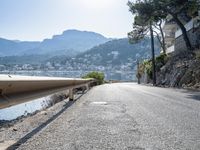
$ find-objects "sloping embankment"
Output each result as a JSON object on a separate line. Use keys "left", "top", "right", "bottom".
{"left": 157, "top": 50, "right": 200, "bottom": 90}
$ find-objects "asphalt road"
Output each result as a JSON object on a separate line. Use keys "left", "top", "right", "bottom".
{"left": 12, "top": 83, "right": 200, "bottom": 150}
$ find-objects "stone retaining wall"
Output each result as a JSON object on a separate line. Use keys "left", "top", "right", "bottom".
{"left": 175, "top": 28, "right": 200, "bottom": 53}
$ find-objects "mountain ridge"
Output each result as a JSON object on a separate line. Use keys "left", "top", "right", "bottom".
{"left": 0, "top": 29, "right": 110, "bottom": 57}
{"left": 0, "top": 38, "right": 160, "bottom": 66}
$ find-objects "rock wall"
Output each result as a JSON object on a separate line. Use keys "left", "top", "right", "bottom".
{"left": 156, "top": 51, "right": 200, "bottom": 89}
{"left": 175, "top": 28, "right": 200, "bottom": 54}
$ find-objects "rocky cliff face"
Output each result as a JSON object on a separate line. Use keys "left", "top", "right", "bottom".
{"left": 157, "top": 50, "right": 200, "bottom": 90}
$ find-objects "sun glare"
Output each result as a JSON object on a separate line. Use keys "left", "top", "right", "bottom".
{"left": 81, "top": 0, "right": 113, "bottom": 9}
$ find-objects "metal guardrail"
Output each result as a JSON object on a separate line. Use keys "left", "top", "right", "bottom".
{"left": 0, "top": 75, "right": 94, "bottom": 109}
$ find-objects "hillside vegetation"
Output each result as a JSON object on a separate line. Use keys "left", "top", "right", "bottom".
{"left": 49, "top": 38, "right": 160, "bottom": 70}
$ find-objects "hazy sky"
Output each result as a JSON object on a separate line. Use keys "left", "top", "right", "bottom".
{"left": 0, "top": 0, "right": 133, "bottom": 41}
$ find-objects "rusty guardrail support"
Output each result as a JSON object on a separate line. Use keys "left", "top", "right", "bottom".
{"left": 0, "top": 75, "right": 95, "bottom": 109}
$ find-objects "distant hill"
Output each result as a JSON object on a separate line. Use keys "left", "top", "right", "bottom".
{"left": 76, "top": 38, "right": 160, "bottom": 65}
{"left": 0, "top": 35, "right": 160, "bottom": 67}
{"left": 0, "top": 30, "right": 109, "bottom": 57}
{"left": 0, "top": 38, "right": 40, "bottom": 56}
{"left": 48, "top": 38, "right": 160, "bottom": 69}
{"left": 0, "top": 55, "right": 52, "bottom": 65}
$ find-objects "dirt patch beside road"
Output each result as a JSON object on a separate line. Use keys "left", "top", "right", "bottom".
{"left": 0, "top": 98, "right": 68, "bottom": 150}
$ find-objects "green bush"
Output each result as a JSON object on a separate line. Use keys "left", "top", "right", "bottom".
{"left": 137, "top": 54, "right": 169, "bottom": 80}
{"left": 137, "top": 60, "right": 153, "bottom": 80}
{"left": 155, "top": 53, "right": 169, "bottom": 71}
{"left": 156, "top": 53, "right": 168, "bottom": 64}
{"left": 144, "top": 60, "right": 153, "bottom": 79}
{"left": 136, "top": 62, "right": 145, "bottom": 79}
{"left": 82, "top": 71, "right": 105, "bottom": 85}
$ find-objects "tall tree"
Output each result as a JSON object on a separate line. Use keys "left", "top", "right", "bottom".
{"left": 128, "top": 0, "right": 160, "bottom": 85}
{"left": 128, "top": 0, "right": 167, "bottom": 52}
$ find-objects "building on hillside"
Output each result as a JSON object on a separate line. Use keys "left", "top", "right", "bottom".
{"left": 175, "top": 11, "right": 200, "bottom": 52}
{"left": 163, "top": 10, "right": 200, "bottom": 54}
{"left": 163, "top": 15, "right": 177, "bottom": 54}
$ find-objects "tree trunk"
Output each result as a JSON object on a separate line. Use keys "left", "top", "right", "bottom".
{"left": 170, "top": 13, "right": 193, "bottom": 51}
{"left": 150, "top": 22, "right": 157, "bottom": 86}
{"left": 158, "top": 21, "right": 166, "bottom": 54}
{"left": 153, "top": 20, "right": 166, "bottom": 54}
{"left": 137, "top": 61, "right": 141, "bottom": 84}
{"left": 154, "top": 31, "right": 164, "bottom": 51}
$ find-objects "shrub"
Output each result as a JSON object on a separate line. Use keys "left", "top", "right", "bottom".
{"left": 156, "top": 53, "right": 168, "bottom": 64}
{"left": 82, "top": 71, "right": 105, "bottom": 85}
{"left": 155, "top": 53, "right": 169, "bottom": 71}
{"left": 137, "top": 54, "right": 169, "bottom": 80}
{"left": 137, "top": 60, "right": 153, "bottom": 80}
{"left": 144, "top": 60, "right": 153, "bottom": 80}
{"left": 136, "top": 62, "right": 145, "bottom": 79}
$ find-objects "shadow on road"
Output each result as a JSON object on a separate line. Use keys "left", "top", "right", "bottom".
{"left": 181, "top": 90, "right": 200, "bottom": 101}
{"left": 6, "top": 93, "right": 85, "bottom": 150}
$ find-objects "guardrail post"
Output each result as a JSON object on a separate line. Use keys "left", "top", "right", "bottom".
{"left": 86, "top": 84, "right": 89, "bottom": 91}
{"left": 69, "top": 89, "right": 74, "bottom": 101}
{"left": 81, "top": 84, "right": 89, "bottom": 94}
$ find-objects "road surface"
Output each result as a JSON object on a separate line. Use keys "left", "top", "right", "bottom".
{"left": 9, "top": 83, "right": 200, "bottom": 150}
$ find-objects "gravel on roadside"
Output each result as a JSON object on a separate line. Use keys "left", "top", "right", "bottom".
{"left": 0, "top": 98, "right": 70, "bottom": 150}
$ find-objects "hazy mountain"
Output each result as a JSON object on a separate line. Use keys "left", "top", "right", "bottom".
{"left": 0, "top": 38, "right": 40, "bottom": 56}
{"left": 0, "top": 55, "right": 53, "bottom": 65}
{"left": 0, "top": 30, "right": 109, "bottom": 57}
{"left": 35, "top": 30, "right": 109, "bottom": 54}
